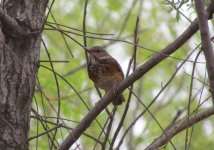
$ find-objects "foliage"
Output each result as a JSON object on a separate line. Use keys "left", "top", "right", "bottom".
{"left": 29, "top": 0, "right": 214, "bottom": 149}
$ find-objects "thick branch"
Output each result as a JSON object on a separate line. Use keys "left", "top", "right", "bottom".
{"left": 195, "top": 0, "right": 214, "bottom": 105}
{"left": 0, "top": 1, "right": 48, "bottom": 149}
{"left": 59, "top": 2, "right": 214, "bottom": 150}
{"left": 145, "top": 108, "right": 214, "bottom": 150}
{"left": 0, "top": 7, "right": 24, "bottom": 34}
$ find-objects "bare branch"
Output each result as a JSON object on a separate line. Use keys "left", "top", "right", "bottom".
{"left": 41, "top": 40, "right": 61, "bottom": 149}
{"left": 145, "top": 107, "right": 214, "bottom": 150}
{"left": 116, "top": 48, "right": 196, "bottom": 149}
{"left": 39, "top": 60, "right": 69, "bottom": 63}
{"left": 83, "top": 0, "right": 89, "bottom": 63}
{"left": 59, "top": 2, "right": 214, "bottom": 150}
{"left": 102, "top": 108, "right": 116, "bottom": 149}
{"left": 185, "top": 50, "right": 201, "bottom": 149}
{"left": 46, "top": 22, "right": 114, "bottom": 36}
{"left": 27, "top": 124, "right": 62, "bottom": 142}
{"left": 47, "top": 7, "right": 74, "bottom": 58}
{"left": 110, "top": 16, "right": 140, "bottom": 149}
{"left": 195, "top": 0, "right": 214, "bottom": 105}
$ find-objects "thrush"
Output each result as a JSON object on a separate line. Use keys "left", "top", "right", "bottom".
{"left": 85, "top": 46, "right": 125, "bottom": 106}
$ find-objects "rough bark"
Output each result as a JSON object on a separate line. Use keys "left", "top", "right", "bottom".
{"left": 0, "top": 0, "right": 48, "bottom": 149}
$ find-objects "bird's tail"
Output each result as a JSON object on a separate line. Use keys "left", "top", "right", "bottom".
{"left": 113, "top": 94, "right": 125, "bottom": 106}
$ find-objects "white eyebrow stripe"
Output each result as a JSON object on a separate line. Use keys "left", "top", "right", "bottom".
{"left": 99, "top": 55, "right": 111, "bottom": 59}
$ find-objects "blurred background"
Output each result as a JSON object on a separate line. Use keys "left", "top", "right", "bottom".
{"left": 30, "top": 0, "right": 214, "bottom": 149}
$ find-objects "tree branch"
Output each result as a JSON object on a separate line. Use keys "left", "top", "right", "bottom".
{"left": 145, "top": 107, "right": 214, "bottom": 150}
{"left": 59, "top": 2, "right": 214, "bottom": 150}
{"left": 195, "top": 0, "right": 214, "bottom": 106}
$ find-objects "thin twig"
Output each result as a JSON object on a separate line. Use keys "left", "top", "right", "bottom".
{"left": 44, "top": 27, "right": 205, "bottom": 63}
{"left": 31, "top": 115, "right": 79, "bottom": 124}
{"left": 116, "top": 88, "right": 176, "bottom": 150}
{"left": 46, "top": 22, "right": 114, "bottom": 36}
{"left": 31, "top": 109, "right": 58, "bottom": 148}
{"left": 92, "top": 113, "right": 109, "bottom": 150}
{"left": 102, "top": 108, "right": 116, "bottom": 150}
{"left": 110, "top": 16, "right": 139, "bottom": 149}
{"left": 39, "top": 60, "right": 69, "bottom": 63}
{"left": 83, "top": 0, "right": 89, "bottom": 63}
{"left": 188, "top": 51, "right": 206, "bottom": 149}
{"left": 33, "top": 96, "right": 40, "bottom": 149}
{"left": 185, "top": 50, "right": 201, "bottom": 149}
{"left": 42, "top": 40, "right": 61, "bottom": 150}
{"left": 116, "top": 50, "right": 196, "bottom": 148}
{"left": 40, "top": 64, "right": 110, "bottom": 144}
{"left": 47, "top": 6, "right": 74, "bottom": 57}
{"left": 27, "top": 124, "right": 62, "bottom": 142}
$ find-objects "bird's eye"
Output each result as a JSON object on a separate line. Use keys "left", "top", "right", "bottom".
{"left": 96, "top": 50, "right": 101, "bottom": 53}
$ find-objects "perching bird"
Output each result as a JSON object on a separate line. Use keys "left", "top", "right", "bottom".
{"left": 85, "top": 46, "right": 125, "bottom": 106}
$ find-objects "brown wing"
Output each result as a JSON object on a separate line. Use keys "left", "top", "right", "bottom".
{"left": 104, "top": 58, "right": 124, "bottom": 82}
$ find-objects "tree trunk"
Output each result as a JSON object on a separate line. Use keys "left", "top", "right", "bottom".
{"left": 0, "top": 0, "right": 48, "bottom": 149}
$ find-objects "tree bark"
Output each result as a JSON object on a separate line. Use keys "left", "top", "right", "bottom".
{"left": 0, "top": 0, "right": 48, "bottom": 149}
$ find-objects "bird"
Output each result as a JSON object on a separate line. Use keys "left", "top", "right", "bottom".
{"left": 85, "top": 46, "right": 125, "bottom": 106}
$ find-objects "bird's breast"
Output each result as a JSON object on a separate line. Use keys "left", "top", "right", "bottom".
{"left": 88, "top": 62, "right": 123, "bottom": 91}
{"left": 88, "top": 63, "right": 113, "bottom": 90}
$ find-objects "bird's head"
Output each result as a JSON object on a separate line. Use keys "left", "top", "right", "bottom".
{"left": 84, "top": 46, "right": 111, "bottom": 60}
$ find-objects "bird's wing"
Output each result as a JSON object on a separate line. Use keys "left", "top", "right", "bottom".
{"left": 104, "top": 58, "right": 124, "bottom": 80}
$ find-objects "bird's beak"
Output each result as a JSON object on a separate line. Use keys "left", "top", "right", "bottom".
{"left": 84, "top": 47, "right": 91, "bottom": 53}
